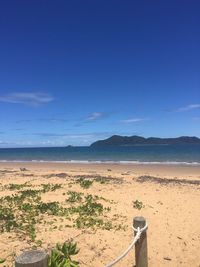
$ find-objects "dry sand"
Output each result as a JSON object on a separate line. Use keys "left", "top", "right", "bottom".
{"left": 0, "top": 162, "right": 200, "bottom": 267}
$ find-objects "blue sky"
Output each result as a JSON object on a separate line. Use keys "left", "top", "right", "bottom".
{"left": 0, "top": 0, "right": 200, "bottom": 147}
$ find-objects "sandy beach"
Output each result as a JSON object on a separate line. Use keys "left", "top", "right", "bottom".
{"left": 0, "top": 162, "right": 199, "bottom": 267}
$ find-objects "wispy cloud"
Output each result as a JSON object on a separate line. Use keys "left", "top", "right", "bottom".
{"left": 120, "top": 118, "right": 148, "bottom": 123}
{"left": 0, "top": 140, "right": 54, "bottom": 147}
{"left": 193, "top": 117, "right": 200, "bottom": 121}
{"left": 16, "top": 118, "right": 68, "bottom": 123}
{"left": 0, "top": 140, "right": 16, "bottom": 145}
{"left": 74, "top": 112, "right": 110, "bottom": 127}
{"left": 27, "top": 132, "right": 111, "bottom": 138}
{"left": 12, "top": 128, "right": 25, "bottom": 131}
{"left": 42, "top": 118, "right": 68, "bottom": 123}
{"left": 176, "top": 104, "right": 200, "bottom": 112}
{"left": 0, "top": 92, "right": 54, "bottom": 106}
{"left": 28, "top": 133, "right": 68, "bottom": 137}
{"left": 85, "top": 112, "right": 107, "bottom": 122}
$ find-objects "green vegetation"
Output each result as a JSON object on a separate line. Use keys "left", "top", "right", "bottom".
{"left": 0, "top": 258, "right": 5, "bottom": 265}
{"left": 65, "top": 193, "right": 121, "bottom": 230}
{"left": 0, "top": 173, "right": 129, "bottom": 267}
{"left": 42, "top": 183, "right": 62, "bottom": 193}
{"left": 133, "top": 200, "right": 144, "bottom": 210}
{"left": 76, "top": 178, "right": 93, "bottom": 189}
{"left": 0, "top": 184, "right": 67, "bottom": 242}
{"left": 66, "top": 191, "right": 83, "bottom": 203}
{"left": 0, "top": 179, "right": 125, "bottom": 245}
{"left": 37, "top": 202, "right": 63, "bottom": 215}
{"left": 90, "top": 135, "right": 200, "bottom": 147}
{"left": 94, "top": 176, "right": 106, "bottom": 184}
{"left": 73, "top": 175, "right": 123, "bottom": 187}
{"left": 74, "top": 195, "right": 103, "bottom": 217}
{"left": 48, "top": 241, "right": 79, "bottom": 267}
{"left": 6, "top": 183, "right": 29, "bottom": 190}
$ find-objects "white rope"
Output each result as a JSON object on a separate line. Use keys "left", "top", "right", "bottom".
{"left": 105, "top": 223, "right": 148, "bottom": 267}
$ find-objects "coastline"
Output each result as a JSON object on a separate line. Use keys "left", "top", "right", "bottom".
{"left": 1, "top": 161, "right": 200, "bottom": 178}
{"left": 1, "top": 159, "right": 200, "bottom": 165}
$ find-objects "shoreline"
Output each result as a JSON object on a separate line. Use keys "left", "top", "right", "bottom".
{"left": 0, "top": 159, "right": 200, "bottom": 166}
{"left": 1, "top": 161, "right": 200, "bottom": 179}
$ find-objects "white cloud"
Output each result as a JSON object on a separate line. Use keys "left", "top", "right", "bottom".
{"left": 120, "top": 118, "right": 147, "bottom": 123}
{"left": 85, "top": 112, "right": 105, "bottom": 122}
{"left": 74, "top": 111, "right": 111, "bottom": 127}
{"left": 29, "top": 132, "right": 110, "bottom": 139}
{"left": 176, "top": 104, "right": 200, "bottom": 112}
{"left": 0, "top": 92, "right": 54, "bottom": 106}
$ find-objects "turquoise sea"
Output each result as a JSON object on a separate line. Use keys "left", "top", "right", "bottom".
{"left": 0, "top": 144, "right": 200, "bottom": 165}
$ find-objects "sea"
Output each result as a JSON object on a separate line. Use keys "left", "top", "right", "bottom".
{"left": 0, "top": 144, "right": 200, "bottom": 165}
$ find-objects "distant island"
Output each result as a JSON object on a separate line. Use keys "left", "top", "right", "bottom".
{"left": 90, "top": 135, "right": 200, "bottom": 147}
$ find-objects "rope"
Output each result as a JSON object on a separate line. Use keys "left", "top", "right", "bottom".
{"left": 104, "top": 223, "right": 148, "bottom": 267}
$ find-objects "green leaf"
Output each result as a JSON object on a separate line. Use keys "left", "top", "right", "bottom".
{"left": 48, "top": 241, "right": 79, "bottom": 267}
{"left": 0, "top": 258, "right": 5, "bottom": 264}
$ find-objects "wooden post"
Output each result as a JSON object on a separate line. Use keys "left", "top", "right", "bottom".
{"left": 133, "top": 216, "right": 148, "bottom": 267}
{"left": 15, "top": 250, "right": 48, "bottom": 267}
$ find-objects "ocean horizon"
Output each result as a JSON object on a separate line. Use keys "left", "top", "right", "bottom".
{"left": 0, "top": 144, "right": 200, "bottom": 165}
